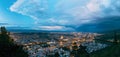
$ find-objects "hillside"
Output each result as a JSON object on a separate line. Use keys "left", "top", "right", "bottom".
{"left": 0, "top": 27, "right": 28, "bottom": 57}
{"left": 90, "top": 43, "right": 120, "bottom": 57}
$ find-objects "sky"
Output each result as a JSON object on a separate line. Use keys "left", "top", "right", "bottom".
{"left": 0, "top": 0, "right": 120, "bottom": 32}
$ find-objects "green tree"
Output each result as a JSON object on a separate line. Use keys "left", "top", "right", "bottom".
{"left": 0, "top": 26, "right": 7, "bottom": 35}
{"left": 0, "top": 26, "right": 28, "bottom": 57}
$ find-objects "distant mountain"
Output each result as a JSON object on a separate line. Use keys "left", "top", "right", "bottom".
{"left": 8, "top": 29, "right": 75, "bottom": 33}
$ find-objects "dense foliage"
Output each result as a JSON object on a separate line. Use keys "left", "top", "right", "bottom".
{"left": 0, "top": 26, "right": 28, "bottom": 57}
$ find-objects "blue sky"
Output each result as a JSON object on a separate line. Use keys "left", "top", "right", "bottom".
{"left": 0, "top": 0, "right": 34, "bottom": 27}
{"left": 0, "top": 0, "right": 120, "bottom": 32}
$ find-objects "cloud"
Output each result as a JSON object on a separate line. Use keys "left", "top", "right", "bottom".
{"left": 0, "top": 24, "right": 8, "bottom": 27}
{"left": 9, "top": 0, "right": 120, "bottom": 31}
{"left": 33, "top": 26, "right": 75, "bottom": 31}
{"left": 10, "top": 0, "right": 48, "bottom": 20}
{"left": 56, "top": 0, "right": 120, "bottom": 22}
{"left": 76, "top": 16, "right": 120, "bottom": 32}
{"left": 0, "top": 23, "right": 9, "bottom": 25}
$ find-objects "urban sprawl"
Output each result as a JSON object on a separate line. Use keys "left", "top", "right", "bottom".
{"left": 10, "top": 32, "right": 108, "bottom": 57}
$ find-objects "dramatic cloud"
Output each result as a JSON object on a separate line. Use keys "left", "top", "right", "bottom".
{"left": 10, "top": 0, "right": 48, "bottom": 20}
{"left": 9, "top": 0, "right": 120, "bottom": 31}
